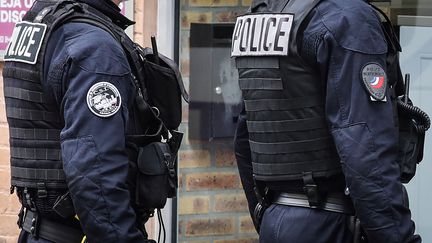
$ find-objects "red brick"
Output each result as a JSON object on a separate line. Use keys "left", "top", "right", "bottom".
{"left": 179, "top": 195, "right": 210, "bottom": 214}
{"left": 0, "top": 166, "right": 11, "bottom": 191}
{"left": 0, "top": 215, "right": 20, "bottom": 237}
{"left": 5, "top": 236, "right": 19, "bottom": 243}
{"left": 215, "top": 10, "right": 243, "bottom": 22}
{"left": 0, "top": 147, "right": 10, "bottom": 167}
{"left": 0, "top": 104, "right": 6, "bottom": 123}
{"left": 215, "top": 148, "right": 236, "bottom": 167}
{"left": 185, "top": 172, "right": 239, "bottom": 191}
{"left": 182, "top": 218, "right": 235, "bottom": 236}
{"left": 240, "top": 215, "right": 256, "bottom": 233}
{"left": 0, "top": 126, "right": 9, "bottom": 146}
{"left": 214, "top": 193, "right": 248, "bottom": 212}
{"left": 179, "top": 149, "right": 211, "bottom": 168}
{"left": 0, "top": 193, "right": 20, "bottom": 215}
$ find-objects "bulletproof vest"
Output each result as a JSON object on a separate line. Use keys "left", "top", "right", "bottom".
{"left": 232, "top": 0, "right": 342, "bottom": 182}
{"left": 2, "top": 0, "right": 133, "bottom": 206}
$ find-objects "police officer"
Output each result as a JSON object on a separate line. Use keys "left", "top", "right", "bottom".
{"left": 3, "top": 0, "right": 156, "bottom": 242}
{"left": 232, "top": 0, "right": 421, "bottom": 242}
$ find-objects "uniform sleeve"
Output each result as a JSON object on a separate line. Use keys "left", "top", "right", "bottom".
{"left": 234, "top": 104, "right": 258, "bottom": 226}
{"left": 316, "top": 6, "right": 420, "bottom": 243}
{"left": 56, "top": 23, "right": 144, "bottom": 242}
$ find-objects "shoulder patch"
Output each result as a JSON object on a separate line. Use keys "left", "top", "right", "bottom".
{"left": 4, "top": 21, "right": 47, "bottom": 64}
{"left": 361, "top": 63, "right": 387, "bottom": 101}
{"left": 231, "top": 13, "right": 294, "bottom": 57}
{"left": 87, "top": 82, "right": 121, "bottom": 118}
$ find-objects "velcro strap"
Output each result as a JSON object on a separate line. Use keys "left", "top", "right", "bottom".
{"left": 10, "top": 128, "right": 60, "bottom": 140}
{"left": 249, "top": 137, "right": 331, "bottom": 154}
{"left": 2, "top": 68, "right": 41, "bottom": 83}
{"left": 11, "top": 166, "right": 65, "bottom": 181}
{"left": 252, "top": 158, "right": 340, "bottom": 175}
{"left": 244, "top": 96, "right": 322, "bottom": 112}
{"left": 7, "top": 108, "right": 59, "bottom": 122}
{"left": 239, "top": 78, "right": 283, "bottom": 90}
{"left": 11, "top": 147, "right": 61, "bottom": 160}
{"left": 247, "top": 117, "right": 326, "bottom": 133}
{"left": 4, "top": 87, "right": 45, "bottom": 103}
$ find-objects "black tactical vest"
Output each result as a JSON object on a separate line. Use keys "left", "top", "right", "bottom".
{"left": 232, "top": 0, "right": 342, "bottom": 183}
{"left": 3, "top": 0, "right": 135, "bottom": 213}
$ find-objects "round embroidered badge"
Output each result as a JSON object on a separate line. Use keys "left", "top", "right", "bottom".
{"left": 86, "top": 82, "right": 121, "bottom": 117}
{"left": 361, "top": 63, "right": 387, "bottom": 101}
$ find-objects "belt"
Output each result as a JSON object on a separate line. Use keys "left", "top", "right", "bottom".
{"left": 273, "top": 192, "right": 355, "bottom": 215}
{"left": 22, "top": 210, "right": 84, "bottom": 243}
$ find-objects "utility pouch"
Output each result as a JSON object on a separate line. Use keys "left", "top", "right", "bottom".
{"left": 53, "top": 192, "right": 75, "bottom": 218}
{"left": 136, "top": 142, "right": 177, "bottom": 210}
{"left": 137, "top": 47, "right": 189, "bottom": 130}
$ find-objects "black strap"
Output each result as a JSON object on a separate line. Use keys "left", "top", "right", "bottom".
{"left": 249, "top": 137, "right": 331, "bottom": 154}
{"left": 11, "top": 166, "right": 66, "bottom": 181}
{"left": 239, "top": 77, "right": 283, "bottom": 90}
{"left": 252, "top": 158, "right": 340, "bottom": 176}
{"left": 10, "top": 128, "right": 60, "bottom": 140}
{"left": 4, "top": 87, "right": 45, "bottom": 103}
{"left": 244, "top": 96, "right": 322, "bottom": 112}
{"left": 6, "top": 108, "right": 59, "bottom": 122}
{"left": 274, "top": 192, "right": 354, "bottom": 215}
{"left": 22, "top": 210, "right": 84, "bottom": 243}
{"left": 11, "top": 147, "right": 61, "bottom": 160}
{"left": 247, "top": 116, "right": 327, "bottom": 133}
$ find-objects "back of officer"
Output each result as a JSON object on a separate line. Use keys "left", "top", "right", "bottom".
{"left": 3, "top": 0, "right": 152, "bottom": 242}
{"left": 232, "top": 0, "right": 421, "bottom": 242}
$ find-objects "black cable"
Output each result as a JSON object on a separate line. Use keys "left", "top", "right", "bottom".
{"left": 397, "top": 99, "right": 431, "bottom": 132}
{"left": 157, "top": 209, "right": 166, "bottom": 243}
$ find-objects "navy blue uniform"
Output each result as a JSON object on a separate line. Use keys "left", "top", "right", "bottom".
{"left": 235, "top": 0, "right": 421, "bottom": 242}
{"left": 17, "top": 0, "right": 145, "bottom": 242}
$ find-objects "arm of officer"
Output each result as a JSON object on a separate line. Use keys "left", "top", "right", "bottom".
{"left": 57, "top": 24, "right": 144, "bottom": 242}
{"left": 234, "top": 104, "right": 258, "bottom": 224}
{"left": 316, "top": 6, "right": 420, "bottom": 243}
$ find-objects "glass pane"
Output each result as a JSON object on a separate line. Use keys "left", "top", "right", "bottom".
{"left": 177, "top": 0, "right": 257, "bottom": 242}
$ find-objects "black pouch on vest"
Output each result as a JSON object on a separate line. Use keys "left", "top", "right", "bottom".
{"left": 138, "top": 47, "right": 189, "bottom": 130}
{"left": 136, "top": 142, "right": 176, "bottom": 209}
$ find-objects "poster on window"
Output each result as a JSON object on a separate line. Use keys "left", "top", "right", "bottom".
{"left": 0, "top": 0, "right": 133, "bottom": 60}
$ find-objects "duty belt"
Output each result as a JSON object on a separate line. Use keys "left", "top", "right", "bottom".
{"left": 22, "top": 210, "right": 84, "bottom": 243}
{"left": 274, "top": 192, "right": 355, "bottom": 215}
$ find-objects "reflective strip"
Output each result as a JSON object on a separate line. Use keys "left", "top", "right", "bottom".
{"left": 244, "top": 96, "right": 322, "bottom": 112}
{"left": 11, "top": 147, "right": 61, "bottom": 160}
{"left": 249, "top": 137, "right": 331, "bottom": 154}
{"left": 235, "top": 57, "right": 279, "bottom": 69}
{"left": 239, "top": 78, "right": 283, "bottom": 90}
{"left": 4, "top": 87, "right": 44, "bottom": 103}
{"left": 10, "top": 127, "right": 60, "bottom": 140}
{"left": 11, "top": 166, "right": 65, "bottom": 181}
{"left": 6, "top": 108, "right": 59, "bottom": 122}
{"left": 247, "top": 117, "right": 326, "bottom": 133}
{"left": 2, "top": 68, "right": 40, "bottom": 83}
{"left": 252, "top": 158, "right": 340, "bottom": 175}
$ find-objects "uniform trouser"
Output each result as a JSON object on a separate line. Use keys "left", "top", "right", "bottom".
{"left": 259, "top": 204, "right": 353, "bottom": 243}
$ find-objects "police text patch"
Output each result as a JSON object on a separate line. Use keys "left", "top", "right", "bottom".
{"left": 87, "top": 82, "right": 121, "bottom": 118}
{"left": 231, "top": 14, "right": 294, "bottom": 57}
{"left": 361, "top": 63, "right": 387, "bottom": 101}
{"left": 4, "top": 22, "right": 47, "bottom": 64}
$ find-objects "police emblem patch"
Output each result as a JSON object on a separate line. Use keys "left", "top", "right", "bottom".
{"left": 361, "top": 63, "right": 387, "bottom": 101}
{"left": 86, "top": 82, "right": 121, "bottom": 118}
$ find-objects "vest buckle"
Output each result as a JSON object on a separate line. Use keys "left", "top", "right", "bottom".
{"left": 302, "top": 172, "right": 322, "bottom": 207}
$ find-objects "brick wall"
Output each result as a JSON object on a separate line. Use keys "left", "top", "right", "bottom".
{"left": 177, "top": 0, "right": 258, "bottom": 242}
